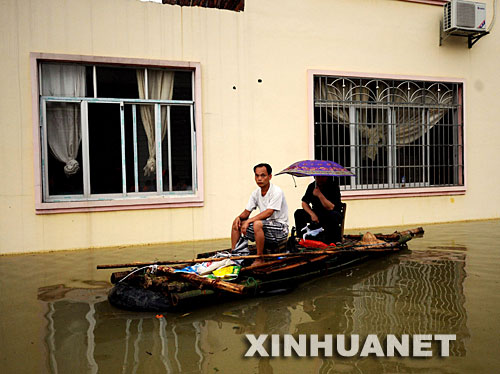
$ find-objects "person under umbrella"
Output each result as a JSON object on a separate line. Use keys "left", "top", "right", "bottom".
{"left": 276, "top": 160, "right": 354, "bottom": 244}
{"left": 294, "top": 176, "right": 343, "bottom": 244}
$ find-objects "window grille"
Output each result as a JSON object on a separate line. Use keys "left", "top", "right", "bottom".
{"left": 314, "top": 76, "right": 464, "bottom": 191}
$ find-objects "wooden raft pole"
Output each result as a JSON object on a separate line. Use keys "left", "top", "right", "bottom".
{"left": 240, "top": 257, "right": 292, "bottom": 273}
{"left": 96, "top": 250, "right": 340, "bottom": 269}
{"left": 265, "top": 255, "right": 330, "bottom": 274}
{"left": 97, "top": 243, "right": 390, "bottom": 270}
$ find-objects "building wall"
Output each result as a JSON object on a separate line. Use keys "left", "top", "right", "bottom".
{"left": 1, "top": 0, "right": 499, "bottom": 254}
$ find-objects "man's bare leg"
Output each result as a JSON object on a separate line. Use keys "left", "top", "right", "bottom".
{"left": 231, "top": 223, "right": 241, "bottom": 250}
{"left": 253, "top": 220, "right": 265, "bottom": 264}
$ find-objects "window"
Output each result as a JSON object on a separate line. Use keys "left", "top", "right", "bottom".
{"left": 313, "top": 75, "right": 464, "bottom": 194}
{"left": 34, "top": 55, "right": 202, "bottom": 212}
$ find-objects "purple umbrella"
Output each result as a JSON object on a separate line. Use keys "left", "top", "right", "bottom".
{"left": 275, "top": 160, "right": 356, "bottom": 177}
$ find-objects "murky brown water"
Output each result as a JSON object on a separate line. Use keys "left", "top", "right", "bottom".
{"left": 1, "top": 220, "right": 500, "bottom": 373}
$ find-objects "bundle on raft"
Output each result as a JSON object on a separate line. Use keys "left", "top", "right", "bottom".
{"left": 99, "top": 227, "right": 424, "bottom": 312}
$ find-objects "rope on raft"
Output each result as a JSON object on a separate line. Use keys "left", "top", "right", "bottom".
{"left": 118, "top": 265, "right": 158, "bottom": 283}
{"left": 245, "top": 277, "right": 258, "bottom": 288}
{"left": 244, "top": 277, "right": 259, "bottom": 295}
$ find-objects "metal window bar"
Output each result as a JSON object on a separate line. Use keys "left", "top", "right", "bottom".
{"left": 191, "top": 70, "right": 198, "bottom": 191}
{"left": 120, "top": 102, "right": 127, "bottom": 195}
{"left": 167, "top": 105, "right": 173, "bottom": 192}
{"left": 349, "top": 105, "right": 356, "bottom": 189}
{"left": 190, "top": 104, "right": 196, "bottom": 192}
{"left": 155, "top": 103, "right": 163, "bottom": 193}
{"left": 452, "top": 100, "right": 459, "bottom": 186}
{"left": 320, "top": 78, "right": 325, "bottom": 161}
{"left": 145, "top": 69, "right": 149, "bottom": 100}
{"left": 132, "top": 105, "right": 139, "bottom": 193}
{"left": 426, "top": 110, "right": 431, "bottom": 186}
{"left": 438, "top": 104, "right": 442, "bottom": 186}
{"left": 41, "top": 99, "right": 48, "bottom": 201}
{"left": 93, "top": 66, "right": 97, "bottom": 98}
{"left": 81, "top": 101, "right": 91, "bottom": 198}
{"left": 450, "top": 106, "right": 454, "bottom": 187}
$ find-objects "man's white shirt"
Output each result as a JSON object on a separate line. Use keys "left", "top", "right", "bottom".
{"left": 245, "top": 183, "right": 289, "bottom": 227}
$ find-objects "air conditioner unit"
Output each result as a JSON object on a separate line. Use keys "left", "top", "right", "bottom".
{"left": 443, "top": 0, "right": 487, "bottom": 34}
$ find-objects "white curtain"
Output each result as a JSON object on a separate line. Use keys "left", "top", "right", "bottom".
{"left": 315, "top": 81, "right": 453, "bottom": 161}
{"left": 315, "top": 82, "right": 385, "bottom": 161}
{"left": 392, "top": 84, "right": 453, "bottom": 146}
{"left": 42, "top": 64, "right": 86, "bottom": 176}
{"left": 137, "top": 69, "right": 174, "bottom": 176}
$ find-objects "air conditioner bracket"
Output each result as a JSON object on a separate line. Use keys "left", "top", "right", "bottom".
{"left": 439, "top": 20, "right": 489, "bottom": 48}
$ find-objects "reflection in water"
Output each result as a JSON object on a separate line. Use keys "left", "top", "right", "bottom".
{"left": 343, "top": 250, "right": 468, "bottom": 356}
{"left": 40, "top": 293, "right": 206, "bottom": 373}
{"left": 38, "top": 249, "right": 469, "bottom": 373}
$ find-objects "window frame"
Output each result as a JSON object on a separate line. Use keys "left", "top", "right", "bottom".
{"left": 31, "top": 53, "right": 204, "bottom": 214}
{"left": 308, "top": 70, "right": 466, "bottom": 200}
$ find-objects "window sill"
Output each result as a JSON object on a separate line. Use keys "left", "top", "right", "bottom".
{"left": 35, "top": 194, "right": 203, "bottom": 214}
{"left": 342, "top": 186, "right": 465, "bottom": 200}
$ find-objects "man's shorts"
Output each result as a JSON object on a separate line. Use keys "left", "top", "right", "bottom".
{"left": 245, "top": 220, "right": 289, "bottom": 244}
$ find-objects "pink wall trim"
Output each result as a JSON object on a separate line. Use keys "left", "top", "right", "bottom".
{"left": 399, "top": 0, "right": 447, "bottom": 6}
{"left": 307, "top": 69, "right": 467, "bottom": 199}
{"left": 30, "top": 53, "right": 204, "bottom": 214}
{"left": 36, "top": 198, "right": 204, "bottom": 214}
{"left": 31, "top": 54, "right": 43, "bottom": 207}
{"left": 194, "top": 62, "right": 204, "bottom": 203}
{"left": 30, "top": 52, "right": 201, "bottom": 70}
{"left": 342, "top": 187, "right": 466, "bottom": 200}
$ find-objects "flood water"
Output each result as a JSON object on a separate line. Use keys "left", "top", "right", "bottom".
{"left": 1, "top": 220, "right": 500, "bottom": 373}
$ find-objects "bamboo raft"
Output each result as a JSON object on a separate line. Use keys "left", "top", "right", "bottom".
{"left": 99, "top": 227, "right": 424, "bottom": 312}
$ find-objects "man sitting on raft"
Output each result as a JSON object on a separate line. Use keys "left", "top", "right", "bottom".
{"left": 231, "top": 163, "right": 289, "bottom": 264}
{"left": 294, "top": 176, "right": 343, "bottom": 244}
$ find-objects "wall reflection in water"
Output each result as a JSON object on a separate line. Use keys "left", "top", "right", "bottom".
{"left": 338, "top": 250, "right": 468, "bottom": 355}
{"left": 39, "top": 286, "right": 207, "bottom": 373}
{"left": 38, "top": 249, "right": 469, "bottom": 373}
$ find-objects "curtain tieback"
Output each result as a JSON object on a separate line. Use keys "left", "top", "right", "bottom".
{"left": 64, "top": 159, "right": 80, "bottom": 176}
{"left": 144, "top": 157, "right": 156, "bottom": 176}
